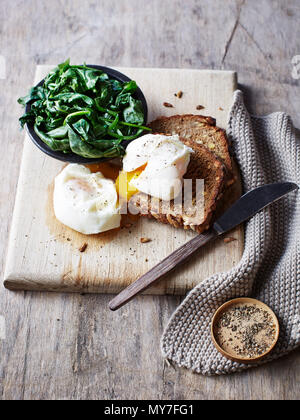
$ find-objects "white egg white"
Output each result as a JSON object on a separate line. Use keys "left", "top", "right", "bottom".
{"left": 53, "top": 164, "right": 121, "bottom": 234}
{"left": 122, "top": 134, "right": 193, "bottom": 201}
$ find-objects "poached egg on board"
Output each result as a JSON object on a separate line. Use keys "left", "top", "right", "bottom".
{"left": 116, "top": 134, "right": 193, "bottom": 201}
{"left": 53, "top": 164, "right": 121, "bottom": 234}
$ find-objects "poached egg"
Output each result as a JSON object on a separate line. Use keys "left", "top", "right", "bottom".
{"left": 53, "top": 164, "right": 121, "bottom": 234}
{"left": 116, "top": 134, "right": 192, "bottom": 201}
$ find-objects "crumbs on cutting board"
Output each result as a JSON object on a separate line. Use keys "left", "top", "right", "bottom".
{"left": 196, "top": 105, "right": 205, "bottom": 110}
{"left": 79, "top": 243, "right": 88, "bottom": 253}
{"left": 224, "top": 237, "right": 237, "bottom": 244}
{"left": 163, "top": 102, "right": 174, "bottom": 108}
{"left": 174, "top": 90, "right": 183, "bottom": 98}
{"left": 140, "top": 237, "right": 151, "bottom": 243}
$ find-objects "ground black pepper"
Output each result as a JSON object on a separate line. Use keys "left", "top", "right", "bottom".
{"left": 214, "top": 303, "right": 277, "bottom": 359}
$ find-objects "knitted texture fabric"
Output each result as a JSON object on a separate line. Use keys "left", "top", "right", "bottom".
{"left": 161, "top": 90, "right": 300, "bottom": 375}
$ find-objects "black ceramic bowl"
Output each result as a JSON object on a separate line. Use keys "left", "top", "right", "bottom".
{"left": 25, "top": 65, "right": 148, "bottom": 164}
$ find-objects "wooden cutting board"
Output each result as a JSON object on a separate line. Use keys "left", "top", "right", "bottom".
{"left": 4, "top": 66, "right": 243, "bottom": 295}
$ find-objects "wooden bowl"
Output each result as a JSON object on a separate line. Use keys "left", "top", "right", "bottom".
{"left": 211, "top": 297, "right": 280, "bottom": 363}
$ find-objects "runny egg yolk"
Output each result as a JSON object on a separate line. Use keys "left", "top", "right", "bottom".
{"left": 115, "top": 164, "right": 147, "bottom": 201}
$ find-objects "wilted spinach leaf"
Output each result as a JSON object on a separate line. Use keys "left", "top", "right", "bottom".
{"left": 123, "top": 97, "right": 144, "bottom": 125}
{"left": 18, "top": 59, "right": 150, "bottom": 159}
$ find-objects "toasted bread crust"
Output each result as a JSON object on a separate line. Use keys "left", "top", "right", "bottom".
{"left": 148, "top": 114, "right": 233, "bottom": 177}
{"left": 150, "top": 114, "right": 217, "bottom": 127}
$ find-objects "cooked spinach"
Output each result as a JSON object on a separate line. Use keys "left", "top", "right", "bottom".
{"left": 18, "top": 59, "right": 150, "bottom": 158}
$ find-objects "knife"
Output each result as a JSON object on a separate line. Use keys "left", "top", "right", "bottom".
{"left": 109, "top": 182, "right": 298, "bottom": 311}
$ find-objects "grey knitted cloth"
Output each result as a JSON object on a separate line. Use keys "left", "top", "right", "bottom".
{"left": 161, "top": 90, "right": 300, "bottom": 375}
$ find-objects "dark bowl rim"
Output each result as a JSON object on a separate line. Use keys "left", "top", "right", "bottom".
{"left": 24, "top": 64, "right": 148, "bottom": 164}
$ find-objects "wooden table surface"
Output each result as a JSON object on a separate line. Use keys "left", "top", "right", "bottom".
{"left": 0, "top": 0, "right": 299, "bottom": 400}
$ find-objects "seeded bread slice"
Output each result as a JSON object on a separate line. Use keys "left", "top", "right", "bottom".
{"left": 129, "top": 138, "right": 225, "bottom": 234}
{"left": 148, "top": 114, "right": 234, "bottom": 184}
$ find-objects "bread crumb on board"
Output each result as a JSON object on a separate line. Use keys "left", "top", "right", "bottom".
{"left": 224, "top": 237, "right": 237, "bottom": 244}
{"left": 79, "top": 243, "right": 88, "bottom": 252}
{"left": 196, "top": 105, "right": 205, "bottom": 110}
{"left": 140, "top": 237, "right": 151, "bottom": 243}
{"left": 163, "top": 102, "right": 174, "bottom": 108}
{"left": 174, "top": 91, "right": 183, "bottom": 98}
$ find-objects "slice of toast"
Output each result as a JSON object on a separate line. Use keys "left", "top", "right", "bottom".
{"left": 129, "top": 137, "right": 226, "bottom": 234}
{"left": 148, "top": 114, "right": 234, "bottom": 185}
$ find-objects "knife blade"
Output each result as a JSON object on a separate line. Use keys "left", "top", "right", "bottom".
{"left": 109, "top": 182, "right": 298, "bottom": 311}
{"left": 213, "top": 182, "right": 298, "bottom": 234}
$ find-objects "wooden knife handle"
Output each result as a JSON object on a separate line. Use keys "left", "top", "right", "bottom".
{"left": 109, "top": 228, "right": 218, "bottom": 311}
